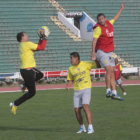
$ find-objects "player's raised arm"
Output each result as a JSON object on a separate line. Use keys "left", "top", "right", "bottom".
{"left": 113, "top": 3, "right": 125, "bottom": 22}
{"left": 36, "top": 26, "right": 50, "bottom": 51}
{"left": 36, "top": 39, "right": 47, "bottom": 51}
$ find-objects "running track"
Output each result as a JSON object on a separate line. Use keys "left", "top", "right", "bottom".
{"left": 0, "top": 80, "right": 140, "bottom": 93}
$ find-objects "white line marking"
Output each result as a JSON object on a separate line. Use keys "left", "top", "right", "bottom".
{"left": 0, "top": 84, "right": 140, "bottom": 94}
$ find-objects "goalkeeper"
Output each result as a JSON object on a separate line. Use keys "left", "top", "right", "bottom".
{"left": 10, "top": 27, "right": 50, "bottom": 115}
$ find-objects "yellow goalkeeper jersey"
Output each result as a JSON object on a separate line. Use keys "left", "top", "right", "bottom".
{"left": 67, "top": 61, "right": 97, "bottom": 90}
{"left": 19, "top": 41, "right": 38, "bottom": 69}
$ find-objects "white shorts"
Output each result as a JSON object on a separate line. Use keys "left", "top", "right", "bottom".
{"left": 73, "top": 88, "right": 91, "bottom": 108}
{"left": 116, "top": 78, "right": 122, "bottom": 85}
{"left": 96, "top": 49, "right": 115, "bottom": 68}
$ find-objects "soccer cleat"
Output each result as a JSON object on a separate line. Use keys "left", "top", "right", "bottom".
{"left": 106, "top": 91, "right": 112, "bottom": 98}
{"left": 10, "top": 102, "right": 17, "bottom": 115}
{"left": 20, "top": 84, "right": 26, "bottom": 93}
{"left": 76, "top": 127, "right": 86, "bottom": 134}
{"left": 87, "top": 128, "right": 94, "bottom": 134}
{"left": 111, "top": 94, "right": 124, "bottom": 101}
{"left": 123, "top": 92, "right": 127, "bottom": 96}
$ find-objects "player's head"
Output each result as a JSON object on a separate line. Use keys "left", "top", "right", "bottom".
{"left": 16, "top": 32, "right": 28, "bottom": 42}
{"left": 115, "top": 58, "right": 119, "bottom": 64}
{"left": 70, "top": 52, "right": 80, "bottom": 65}
{"left": 97, "top": 13, "right": 106, "bottom": 26}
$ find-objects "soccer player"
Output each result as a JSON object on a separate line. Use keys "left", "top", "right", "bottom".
{"left": 115, "top": 58, "right": 127, "bottom": 95}
{"left": 66, "top": 52, "right": 98, "bottom": 134}
{"left": 10, "top": 31, "right": 48, "bottom": 115}
{"left": 91, "top": 3, "right": 125, "bottom": 100}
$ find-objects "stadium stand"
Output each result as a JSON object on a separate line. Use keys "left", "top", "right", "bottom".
{"left": 57, "top": 0, "right": 140, "bottom": 67}
{"left": 0, "top": 0, "right": 140, "bottom": 74}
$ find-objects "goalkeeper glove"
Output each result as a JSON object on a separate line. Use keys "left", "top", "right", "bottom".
{"left": 38, "top": 26, "right": 50, "bottom": 40}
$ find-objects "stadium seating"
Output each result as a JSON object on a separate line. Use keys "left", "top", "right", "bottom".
{"left": 58, "top": 0, "right": 140, "bottom": 67}
{"left": 0, "top": 0, "right": 140, "bottom": 73}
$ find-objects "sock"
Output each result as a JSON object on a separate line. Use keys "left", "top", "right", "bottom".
{"left": 10, "top": 102, "right": 16, "bottom": 108}
{"left": 80, "top": 124, "right": 86, "bottom": 129}
{"left": 112, "top": 90, "right": 117, "bottom": 95}
{"left": 88, "top": 124, "right": 93, "bottom": 130}
{"left": 123, "top": 92, "right": 127, "bottom": 95}
{"left": 106, "top": 88, "right": 111, "bottom": 93}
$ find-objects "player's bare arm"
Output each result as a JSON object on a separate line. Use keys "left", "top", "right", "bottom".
{"left": 91, "top": 38, "right": 98, "bottom": 60}
{"left": 113, "top": 3, "right": 125, "bottom": 22}
{"left": 66, "top": 80, "right": 73, "bottom": 91}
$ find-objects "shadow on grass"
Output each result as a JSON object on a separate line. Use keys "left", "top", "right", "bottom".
{"left": 0, "top": 126, "right": 68, "bottom": 132}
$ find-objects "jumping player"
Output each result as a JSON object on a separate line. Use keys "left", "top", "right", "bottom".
{"left": 91, "top": 4, "right": 125, "bottom": 100}
{"left": 66, "top": 52, "right": 99, "bottom": 134}
{"left": 10, "top": 30, "right": 49, "bottom": 115}
{"left": 115, "top": 58, "right": 127, "bottom": 95}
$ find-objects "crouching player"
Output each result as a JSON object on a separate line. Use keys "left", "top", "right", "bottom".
{"left": 115, "top": 58, "right": 127, "bottom": 95}
{"left": 10, "top": 27, "right": 50, "bottom": 115}
{"left": 66, "top": 52, "right": 99, "bottom": 134}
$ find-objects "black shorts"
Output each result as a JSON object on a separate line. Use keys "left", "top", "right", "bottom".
{"left": 20, "top": 68, "right": 44, "bottom": 83}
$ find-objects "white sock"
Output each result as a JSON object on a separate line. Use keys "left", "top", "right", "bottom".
{"left": 106, "top": 88, "right": 111, "bottom": 93}
{"left": 88, "top": 124, "right": 93, "bottom": 130}
{"left": 112, "top": 90, "right": 117, "bottom": 95}
{"left": 80, "top": 124, "right": 85, "bottom": 129}
{"left": 10, "top": 102, "right": 16, "bottom": 107}
{"left": 123, "top": 92, "right": 127, "bottom": 95}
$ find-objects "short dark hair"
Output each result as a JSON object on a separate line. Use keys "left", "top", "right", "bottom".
{"left": 70, "top": 52, "right": 80, "bottom": 60}
{"left": 97, "top": 13, "right": 105, "bottom": 20}
{"left": 16, "top": 32, "right": 25, "bottom": 42}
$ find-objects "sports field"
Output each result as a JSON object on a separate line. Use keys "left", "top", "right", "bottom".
{"left": 0, "top": 85, "right": 140, "bottom": 140}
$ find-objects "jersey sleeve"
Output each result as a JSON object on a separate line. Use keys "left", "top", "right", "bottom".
{"left": 109, "top": 19, "right": 115, "bottom": 25}
{"left": 36, "top": 40, "right": 47, "bottom": 51}
{"left": 93, "top": 26, "right": 102, "bottom": 39}
{"left": 120, "top": 65, "right": 123, "bottom": 71}
{"left": 85, "top": 61, "right": 98, "bottom": 70}
{"left": 28, "top": 42, "right": 38, "bottom": 50}
{"left": 67, "top": 68, "right": 73, "bottom": 81}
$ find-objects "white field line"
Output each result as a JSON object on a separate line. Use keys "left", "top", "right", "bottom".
{"left": 0, "top": 83, "right": 140, "bottom": 94}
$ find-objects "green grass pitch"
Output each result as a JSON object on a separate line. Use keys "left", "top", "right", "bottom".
{"left": 0, "top": 86, "right": 140, "bottom": 140}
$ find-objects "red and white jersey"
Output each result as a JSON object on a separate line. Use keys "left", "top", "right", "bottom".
{"left": 93, "top": 20, "right": 114, "bottom": 53}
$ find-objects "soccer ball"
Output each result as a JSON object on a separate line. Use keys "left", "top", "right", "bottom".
{"left": 38, "top": 26, "right": 50, "bottom": 38}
